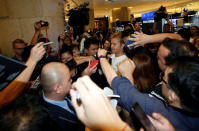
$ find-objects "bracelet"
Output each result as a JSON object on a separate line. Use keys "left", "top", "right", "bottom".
{"left": 99, "top": 55, "right": 106, "bottom": 59}
{"left": 121, "top": 123, "right": 128, "bottom": 131}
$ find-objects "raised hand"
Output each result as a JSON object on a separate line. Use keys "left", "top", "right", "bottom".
{"left": 128, "top": 32, "right": 150, "bottom": 48}
{"left": 28, "top": 42, "right": 46, "bottom": 64}
{"left": 70, "top": 76, "right": 129, "bottom": 131}
{"left": 81, "top": 60, "right": 98, "bottom": 76}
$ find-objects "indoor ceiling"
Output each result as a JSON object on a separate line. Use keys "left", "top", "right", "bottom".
{"left": 66, "top": 0, "right": 199, "bottom": 18}
{"left": 93, "top": 0, "right": 199, "bottom": 17}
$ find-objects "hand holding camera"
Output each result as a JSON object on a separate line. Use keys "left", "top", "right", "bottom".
{"left": 36, "top": 20, "right": 49, "bottom": 29}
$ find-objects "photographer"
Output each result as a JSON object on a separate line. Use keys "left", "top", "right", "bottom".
{"left": 153, "top": 6, "right": 174, "bottom": 33}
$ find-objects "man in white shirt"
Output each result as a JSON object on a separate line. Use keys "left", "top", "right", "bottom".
{"left": 110, "top": 33, "right": 127, "bottom": 72}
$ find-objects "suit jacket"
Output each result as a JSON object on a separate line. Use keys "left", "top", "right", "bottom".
{"left": 41, "top": 98, "right": 85, "bottom": 131}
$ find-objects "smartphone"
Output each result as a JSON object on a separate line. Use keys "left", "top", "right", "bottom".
{"left": 131, "top": 103, "right": 156, "bottom": 131}
{"left": 90, "top": 60, "right": 99, "bottom": 69}
{"left": 125, "top": 36, "right": 135, "bottom": 50}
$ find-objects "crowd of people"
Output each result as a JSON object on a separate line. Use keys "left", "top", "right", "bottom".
{"left": 0, "top": 18, "right": 199, "bottom": 131}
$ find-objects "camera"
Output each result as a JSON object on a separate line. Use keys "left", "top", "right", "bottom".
{"left": 37, "top": 20, "right": 49, "bottom": 27}
{"left": 154, "top": 6, "right": 168, "bottom": 22}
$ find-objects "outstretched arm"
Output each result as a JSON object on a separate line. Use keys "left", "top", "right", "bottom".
{"left": 128, "top": 32, "right": 183, "bottom": 48}
{"left": 70, "top": 76, "right": 132, "bottom": 131}
{"left": 0, "top": 43, "right": 46, "bottom": 107}
{"left": 98, "top": 49, "right": 117, "bottom": 85}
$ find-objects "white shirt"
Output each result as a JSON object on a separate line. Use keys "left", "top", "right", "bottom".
{"left": 110, "top": 54, "right": 127, "bottom": 72}
{"left": 42, "top": 92, "right": 75, "bottom": 114}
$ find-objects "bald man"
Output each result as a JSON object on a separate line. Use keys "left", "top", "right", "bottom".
{"left": 40, "top": 62, "right": 84, "bottom": 131}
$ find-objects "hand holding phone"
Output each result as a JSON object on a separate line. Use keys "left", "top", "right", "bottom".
{"left": 90, "top": 60, "right": 99, "bottom": 69}
{"left": 125, "top": 36, "right": 135, "bottom": 50}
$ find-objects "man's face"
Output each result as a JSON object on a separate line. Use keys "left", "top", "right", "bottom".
{"left": 13, "top": 43, "right": 26, "bottom": 56}
{"left": 61, "top": 67, "right": 72, "bottom": 95}
{"left": 163, "top": 25, "right": 170, "bottom": 33}
{"left": 135, "top": 23, "right": 140, "bottom": 31}
{"left": 157, "top": 45, "right": 170, "bottom": 71}
{"left": 87, "top": 44, "right": 99, "bottom": 56}
{"left": 111, "top": 38, "right": 124, "bottom": 55}
{"left": 72, "top": 48, "right": 80, "bottom": 57}
{"left": 161, "top": 66, "right": 173, "bottom": 103}
{"left": 61, "top": 52, "right": 73, "bottom": 63}
{"left": 191, "top": 26, "right": 198, "bottom": 35}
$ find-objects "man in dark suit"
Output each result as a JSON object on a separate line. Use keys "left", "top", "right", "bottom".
{"left": 40, "top": 62, "right": 84, "bottom": 131}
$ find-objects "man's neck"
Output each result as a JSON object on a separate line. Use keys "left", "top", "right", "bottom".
{"left": 115, "top": 52, "right": 124, "bottom": 57}
{"left": 44, "top": 93, "right": 65, "bottom": 101}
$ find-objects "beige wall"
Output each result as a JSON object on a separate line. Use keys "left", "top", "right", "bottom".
{"left": 112, "top": 7, "right": 129, "bottom": 22}
{"left": 0, "top": 0, "right": 65, "bottom": 57}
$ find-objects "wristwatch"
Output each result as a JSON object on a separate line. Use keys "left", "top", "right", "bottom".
{"left": 98, "top": 55, "right": 106, "bottom": 59}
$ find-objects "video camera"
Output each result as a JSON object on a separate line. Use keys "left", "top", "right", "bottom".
{"left": 154, "top": 6, "right": 168, "bottom": 22}
{"left": 37, "top": 20, "right": 49, "bottom": 27}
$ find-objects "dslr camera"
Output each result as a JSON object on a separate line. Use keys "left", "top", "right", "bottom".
{"left": 37, "top": 20, "right": 49, "bottom": 27}
{"left": 154, "top": 6, "right": 168, "bottom": 22}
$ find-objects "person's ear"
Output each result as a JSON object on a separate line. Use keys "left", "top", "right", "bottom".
{"left": 53, "top": 83, "right": 61, "bottom": 94}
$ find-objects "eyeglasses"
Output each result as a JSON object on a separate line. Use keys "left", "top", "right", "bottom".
{"left": 14, "top": 48, "right": 25, "bottom": 50}
{"left": 159, "top": 72, "right": 172, "bottom": 89}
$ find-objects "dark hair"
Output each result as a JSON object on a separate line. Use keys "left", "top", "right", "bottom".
{"left": 72, "top": 45, "right": 80, "bottom": 51}
{"left": 60, "top": 46, "right": 73, "bottom": 56}
{"left": 124, "top": 23, "right": 134, "bottom": 30}
{"left": 84, "top": 37, "right": 99, "bottom": 49}
{"left": 12, "top": 39, "right": 25, "bottom": 48}
{"left": 167, "top": 56, "right": 199, "bottom": 114}
{"left": 121, "top": 29, "right": 134, "bottom": 39}
{"left": 0, "top": 93, "right": 58, "bottom": 131}
{"left": 38, "top": 38, "right": 50, "bottom": 43}
{"left": 133, "top": 53, "right": 157, "bottom": 92}
{"left": 177, "top": 28, "right": 191, "bottom": 41}
{"left": 102, "top": 38, "right": 110, "bottom": 45}
{"left": 162, "top": 38, "right": 198, "bottom": 65}
{"left": 22, "top": 45, "right": 34, "bottom": 62}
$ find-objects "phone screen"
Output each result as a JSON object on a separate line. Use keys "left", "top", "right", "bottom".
{"left": 90, "top": 60, "right": 99, "bottom": 69}
{"left": 125, "top": 36, "right": 135, "bottom": 50}
{"left": 132, "top": 103, "right": 156, "bottom": 131}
